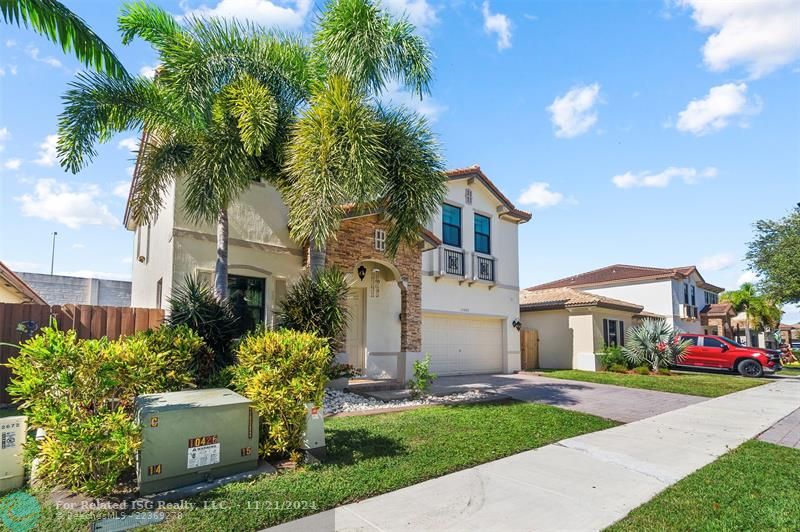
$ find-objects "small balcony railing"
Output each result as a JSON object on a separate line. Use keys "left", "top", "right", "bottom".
{"left": 441, "top": 247, "right": 465, "bottom": 276}
{"left": 475, "top": 254, "right": 495, "bottom": 282}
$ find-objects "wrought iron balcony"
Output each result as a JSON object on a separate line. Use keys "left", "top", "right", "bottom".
{"left": 441, "top": 247, "right": 465, "bottom": 276}
{"left": 474, "top": 254, "right": 495, "bottom": 282}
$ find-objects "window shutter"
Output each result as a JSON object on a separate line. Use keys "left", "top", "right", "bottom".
{"left": 619, "top": 321, "right": 624, "bottom": 346}
{"left": 603, "top": 319, "right": 609, "bottom": 347}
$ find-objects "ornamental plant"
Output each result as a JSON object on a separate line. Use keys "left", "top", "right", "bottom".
{"left": 6, "top": 324, "right": 201, "bottom": 495}
{"left": 621, "top": 318, "right": 691, "bottom": 373}
{"left": 408, "top": 355, "right": 437, "bottom": 398}
{"left": 230, "top": 329, "right": 329, "bottom": 458}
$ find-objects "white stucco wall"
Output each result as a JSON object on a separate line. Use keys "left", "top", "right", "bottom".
{"left": 520, "top": 309, "right": 572, "bottom": 369}
{"left": 421, "top": 178, "right": 524, "bottom": 373}
{"left": 590, "top": 307, "right": 637, "bottom": 352}
{"left": 130, "top": 182, "right": 176, "bottom": 309}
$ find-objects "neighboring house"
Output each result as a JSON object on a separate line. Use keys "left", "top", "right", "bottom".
{"left": 126, "top": 164, "right": 530, "bottom": 380}
{"left": 779, "top": 323, "right": 800, "bottom": 346}
{"left": 0, "top": 261, "right": 46, "bottom": 304}
{"left": 730, "top": 312, "right": 780, "bottom": 349}
{"left": 527, "top": 264, "right": 725, "bottom": 335}
{"left": 700, "top": 302, "right": 737, "bottom": 338}
{"left": 16, "top": 272, "right": 131, "bottom": 307}
{"left": 519, "top": 287, "right": 643, "bottom": 370}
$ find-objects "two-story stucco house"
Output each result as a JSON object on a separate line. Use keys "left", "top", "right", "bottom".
{"left": 526, "top": 264, "right": 725, "bottom": 334}
{"left": 520, "top": 265, "right": 725, "bottom": 370}
{"left": 126, "top": 164, "right": 530, "bottom": 381}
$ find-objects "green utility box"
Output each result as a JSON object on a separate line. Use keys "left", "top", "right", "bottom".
{"left": 135, "top": 388, "right": 259, "bottom": 495}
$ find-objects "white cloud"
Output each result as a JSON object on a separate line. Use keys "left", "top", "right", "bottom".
{"left": 5, "top": 260, "right": 40, "bottom": 271}
{"left": 517, "top": 182, "right": 565, "bottom": 209}
{"left": 382, "top": 82, "right": 447, "bottom": 122}
{"left": 677, "top": 0, "right": 800, "bottom": 79}
{"left": 675, "top": 83, "right": 761, "bottom": 136}
{"left": 27, "top": 46, "right": 63, "bottom": 69}
{"left": 547, "top": 83, "right": 601, "bottom": 138}
{"left": 381, "top": 0, "right": 438, "bottom": 32}
{"left": 180, "top": 0, "right": 312, "bottom": 30}
{"left": 0, "top": 127, "right": 8, "bottom": 151}
{"left": 71, "top": 243, "right": 85, "bottom": 249}
{"left": 698, "top": 253, "right": 735, "bottom": 272}
{"left": 113, "top": 181, "right": 131, "bottom": 199}
{"left": 139, "top": 65, "right": 157, "bottom": 79}
{"left": 16, "top": 179, "right": 119, "bottom": 229}
{"left": 3, "top": 158, "right": 21, "bottom": 170}
{"left": 612, "top": 166, "right": 718, "bottom": 189}
{"left": 5, "top": 40, "right": 16, "bottom": 48}
{"left": 118, "top": 137, "right": 139, "bottom": 151}
{"left": 737, "top": 270, "right": 758, "bottom": 285}
{"left": 34, "top": 134, "right": 59, "bottom": 166}
{"left": 481, "top": 1, "right": 512, "bottom": 50}
{"left": 0, "top": 65, "right": 17, "bottom": 77}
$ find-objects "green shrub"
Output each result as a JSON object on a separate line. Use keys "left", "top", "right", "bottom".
{"left": 276, "top": 267, "right": 350, "bottom": 356}
{"left": 599, "top": 344, "right": 631, "bottom": 370}
{"left": 6, "top": 325, "right": 201, "bottom": 495}
{"left": 608, "top": 363, "right": 629, "bottom": 373}
{"left": 633, "top": 365, "right": 651, "bottom": 375}
{"left": 408, "top": 355, "right": 437, "bottom": 398}
{"left": 230, "top": 329, "right": 329, "bottom": 458}
{"left": 622, "top": 318, "right": 690, "bottom": 372}
{"left": 167, "top": 275, "right": 240, "bottom": 383}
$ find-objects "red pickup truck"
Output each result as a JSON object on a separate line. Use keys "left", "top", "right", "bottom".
{"left": 677, "top": 334, "right": 783, "bottom": 377}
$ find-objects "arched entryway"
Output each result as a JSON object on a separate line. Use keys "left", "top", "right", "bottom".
{"left": 344, "top": 259, "right": 404, "bottom": 377}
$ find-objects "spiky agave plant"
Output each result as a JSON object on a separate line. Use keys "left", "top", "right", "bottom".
{"left": 621, "top": 318, "right": 691, "bottom": 372}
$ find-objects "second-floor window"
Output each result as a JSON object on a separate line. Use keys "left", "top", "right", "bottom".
{"left": 474, "top": 214, "right": 491, "bottom": 254}
{"left": 442, "top": 204, "right": 461, "bottom": 247}
{"left": 684, "top": 283, "right": 689, "bottom": 304}
{"left": 691, "top": 286, "right": 696, "bottom": 306}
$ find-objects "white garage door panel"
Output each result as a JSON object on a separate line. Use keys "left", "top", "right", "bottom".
{"left": 422, "top": 314, "right": 503, "bottom": 376}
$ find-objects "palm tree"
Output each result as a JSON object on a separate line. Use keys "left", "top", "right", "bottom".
{"left": 721, "top": 283, "right": 783, "bottom": 345}
{"left": 1, "top": 0, "right": 128, "bottom": 78}
{"left": 57, "top": 3, "right": 310, "bottom": 299}
{"left": 284, "top": 0, "right": 447, "bottom": 272}
{"left": 622, "top": 318, "right": 690, "bottom": 372}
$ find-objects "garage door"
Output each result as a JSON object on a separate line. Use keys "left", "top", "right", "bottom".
{"left": 422, "top": 314, "right": 503, "bottom": 375}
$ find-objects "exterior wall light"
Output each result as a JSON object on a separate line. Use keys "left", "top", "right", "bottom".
{"left": 357, "top": 265, "right": 366, "bottom": 280}
{"left": 512, "top": 319, "right": 522, "bottom": 331}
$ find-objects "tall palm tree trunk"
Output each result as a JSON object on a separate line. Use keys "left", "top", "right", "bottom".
{"left": 214, "top": 207, "right": 229, "bottom": 300}
{"left": 309, "top": 239, "right": 326, "bottom": 275}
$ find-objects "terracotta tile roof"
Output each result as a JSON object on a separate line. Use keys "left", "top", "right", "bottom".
{"left": 634, "top": 310, "right": 666, "bottom": 319}
{"left": 528, "top": 264, "right": 724, "bottom": 293}
{"left": 0, "top": 261, "right": 47, "bottom": 304}
{"left": 519, "top": 287, "right": 643, "bottom": 313}
{"left": 446, "top": 165, "right": 532, "bottom": 223}
{"left": 700, "top": 302, "right": 736, "bottom": 317}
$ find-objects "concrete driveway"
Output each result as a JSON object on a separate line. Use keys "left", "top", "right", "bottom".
{"left": 428, "top": 372, "right": 706, "bottom": 423}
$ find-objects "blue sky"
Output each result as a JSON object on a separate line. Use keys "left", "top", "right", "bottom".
{"left": 1, "top": 0, "right": 798, "bottom": 320}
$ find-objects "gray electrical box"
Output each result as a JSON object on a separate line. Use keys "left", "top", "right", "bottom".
{"left": 135, "top": 388, "right": 259, "bottom": 495}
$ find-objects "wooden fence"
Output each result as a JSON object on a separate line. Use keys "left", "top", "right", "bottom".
{"left": 0, "top": 303, "right": 163, "bottom": 405}
{"left": 520, "top": 328, "right": 539, "bottom": 370}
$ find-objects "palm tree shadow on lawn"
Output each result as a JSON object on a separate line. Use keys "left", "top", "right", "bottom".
{"left": 324, "top": 427, "right": 409, "bottom": 466}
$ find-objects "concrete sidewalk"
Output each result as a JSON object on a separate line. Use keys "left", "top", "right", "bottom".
{"left": 269, "top": 378, "right": 800, "bottom": 532}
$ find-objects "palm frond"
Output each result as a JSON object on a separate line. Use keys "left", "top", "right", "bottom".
{"left": 283, "top": 76, "right": 383, "bottom": 245}
{"left": 217, "top": 74, "right": 279, "bottom": 156}
{"left": 1, "top": 0, "right": 129, "bottom": 79}
{"left": 118, "top": 1, "right": 181, "bottom": 48}
{"left": 377, "top": 105, "right": 446, "bottom": 255}
{"left": 313, "top": 0, "right": 432, "bottom": 97}
{"left": 57, "top": 72, "right": 184, "bottom": 172}
{"left": 129, "top": 134, "right": 193, "bottom": 225}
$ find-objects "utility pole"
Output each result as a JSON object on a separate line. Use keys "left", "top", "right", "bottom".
{"left": 50, "top": 231, "right": 58, "bottom": 275}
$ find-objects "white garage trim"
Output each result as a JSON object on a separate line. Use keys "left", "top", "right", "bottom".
{"left": 422, "top": 313, "right": 504, "bottom": 376}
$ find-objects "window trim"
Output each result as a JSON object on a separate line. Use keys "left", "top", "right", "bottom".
{"left": 474, "top": 212, "right": 491, "bottom": 255}
{"left": 442, "top": 203, "right": 462, "bottom": 248}
{"left": 603, "top": 318, "right": 625, "bottom": 347}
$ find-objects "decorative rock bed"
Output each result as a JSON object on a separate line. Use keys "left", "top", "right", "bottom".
{"left": 323, "top": 389, "right": 494, "bottom": 415}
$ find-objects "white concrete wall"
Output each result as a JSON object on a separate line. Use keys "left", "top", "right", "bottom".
{"left": 520, "top": 309, "right": 572, "bottom": 369}
{"left": 349, "top": 268, "right": 402, "bottom": 354}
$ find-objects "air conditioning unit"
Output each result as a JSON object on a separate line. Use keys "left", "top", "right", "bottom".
{"left": 135, "top": 388, "right": 259, "bottom": 495}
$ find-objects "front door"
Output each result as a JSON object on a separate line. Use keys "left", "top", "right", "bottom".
{"left": 345, "top": 288, "right": 366, "bottom": 369}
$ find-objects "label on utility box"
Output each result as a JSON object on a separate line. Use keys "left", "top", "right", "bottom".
{"left": 187, "top": 443, "right": 220, "bottom": 469}
{"left": 187, "top": 435, "right": 220, "bottom": 469}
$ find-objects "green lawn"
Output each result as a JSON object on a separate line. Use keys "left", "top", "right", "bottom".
{"left": 538, "top": 369, "right": 769, "bottom": 397}
{"left": 20, "top": 401, "right": 616, "bottom": 531}
{"left": 608, "top": 440, "right": 800, "bottom": 531}
{"left": 781, "top": 365, "right": 800, "bottom": 376}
